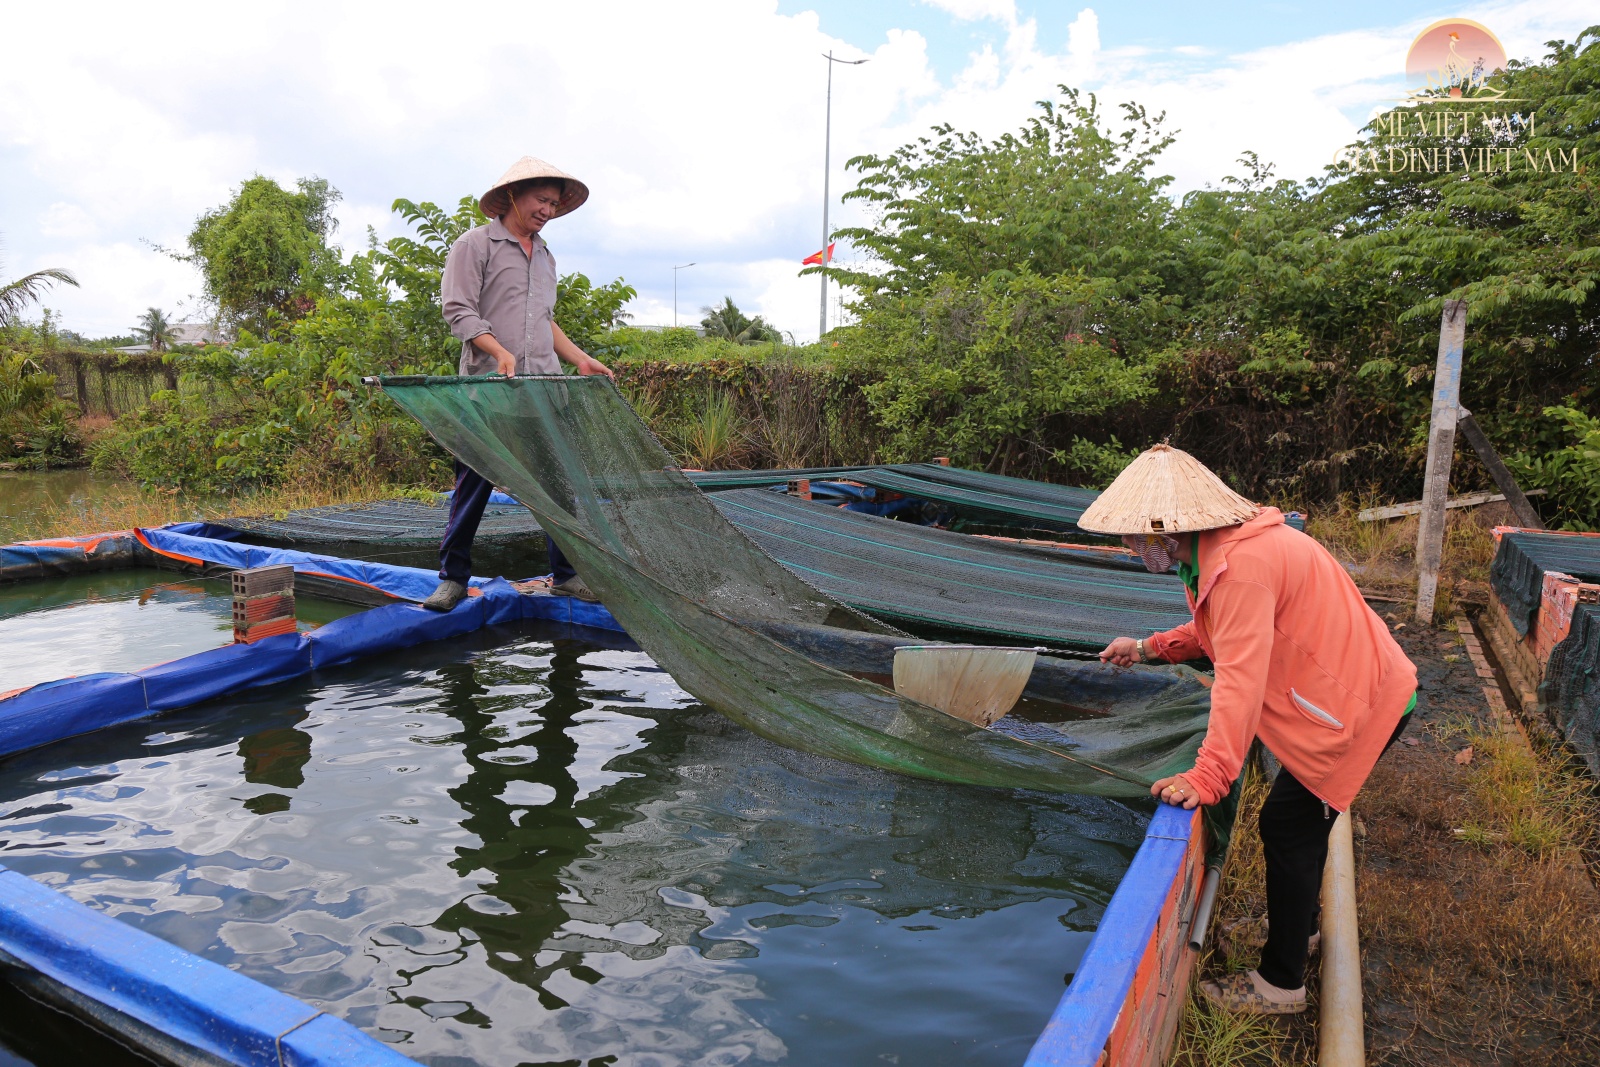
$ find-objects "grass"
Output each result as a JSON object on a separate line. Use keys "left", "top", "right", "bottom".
{"left": 4, "top": 474, "right": 432, "bottom": 544}
{"left": 1453, "top": 720, "right": 1596, "bottom": 863}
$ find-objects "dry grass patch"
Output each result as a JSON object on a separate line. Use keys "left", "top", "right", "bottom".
{"left": 6, "top": 475, "right": 429, "bottom": 543}
{"left": 1307, "top": 500, "right": 1506, "bottom": 620}
{"left": 1358, "top": 724, "right": 1600, "bottom": 1065}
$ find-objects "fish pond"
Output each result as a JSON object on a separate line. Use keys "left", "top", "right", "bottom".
{"left": 0, "top": 620, "right": 1148, "bottom": 1066}
{"left": 0, "top": 569, "right": 364, "bottom": 693}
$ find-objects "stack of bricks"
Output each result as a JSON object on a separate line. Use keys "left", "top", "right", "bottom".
{"left": 232, "top": 564, "right": 297, "bottom": 644}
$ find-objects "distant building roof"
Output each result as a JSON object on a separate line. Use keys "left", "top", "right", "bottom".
{"left": 112, "top": 323, "right": 227, "bottom": 355}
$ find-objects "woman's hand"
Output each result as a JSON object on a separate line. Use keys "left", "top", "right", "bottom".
{"left": 1099, "top": 636, "right": 1140, "bottom": 666}
{"left": 1151, "top": 774, "right": 1200, "bottom": 809}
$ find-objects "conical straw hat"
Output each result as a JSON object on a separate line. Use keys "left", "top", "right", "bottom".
{"left": 480, "top": 156, "right": 589, "bottom": 219}
{"left": 1076, "top": 443, "right": 1258, "bottom": 536}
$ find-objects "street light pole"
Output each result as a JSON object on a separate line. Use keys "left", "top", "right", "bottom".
{"left": 820, "top": 51, "right": 867, "bottom": 342}
{"left": 672, "top": 262, "right": 696, "bottom": 328}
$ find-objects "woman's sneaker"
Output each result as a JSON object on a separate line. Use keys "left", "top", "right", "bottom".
{"left": 1199, "top": 970, "right": 1307, "bottom": 1015}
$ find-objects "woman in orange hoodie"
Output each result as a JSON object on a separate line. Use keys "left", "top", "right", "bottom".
{"left": 1084, "top": 444, "right": 1417, "bottom": 1015}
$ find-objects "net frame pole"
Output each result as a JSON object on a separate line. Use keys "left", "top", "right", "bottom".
{"left": 1415, "top": 300, "right": 1467, "bottom": 624}
{"left": 1456, "top": 406, "right": 1543, "bottom": 529}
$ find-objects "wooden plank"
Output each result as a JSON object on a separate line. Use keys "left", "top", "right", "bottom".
{"left": 1358, "top": 488, "right": 1545, "bottom": 522}
{"left": 1416, "top": 300, "right": 1467, "bottom": 623}
{"left": 1456, "top": 408, "right": 1544, "bottom": 529}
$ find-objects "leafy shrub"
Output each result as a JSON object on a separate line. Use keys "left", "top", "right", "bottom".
{"left": 0, "top": 352, "right": 81, "bottom": 466}
{"left": 1510, "top": 406, "right": 1600, "bottom": 530}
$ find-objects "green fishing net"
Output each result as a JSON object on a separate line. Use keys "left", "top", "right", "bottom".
{"left": 377, "top": 375, "right": 1220, "bottom": 804}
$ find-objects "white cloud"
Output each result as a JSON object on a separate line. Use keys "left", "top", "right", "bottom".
{"left": 1, "top": 0, "right": 1595, "bottom": 342}
{"left": 1068, "top": 8, "right": 1101, "bottom": 61}
{"left": 918, "top": 0, "right": 1017, "bottom": 25}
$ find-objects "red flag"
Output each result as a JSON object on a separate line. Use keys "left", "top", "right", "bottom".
{"left": 802, "top": 242, "right": 835, "bottom": 266}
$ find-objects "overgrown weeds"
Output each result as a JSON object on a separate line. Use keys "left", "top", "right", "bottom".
{"left": 1307, "top": 497, "right": 1506, "bottom": 619}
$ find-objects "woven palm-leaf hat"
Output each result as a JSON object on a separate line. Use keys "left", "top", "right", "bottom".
{"left": 1076, "top": 442, "right": 1258, "bottom": 536}
{"left": 480, "top": 156, "right": 589, "bottom": 219}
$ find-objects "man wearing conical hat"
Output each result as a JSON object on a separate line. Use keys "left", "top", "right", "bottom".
{"left": 1085, "top": 443, "right": 1417, "bottom": 1015}
{"left": 424, "top": 157, "right": 615, "bottom": 612}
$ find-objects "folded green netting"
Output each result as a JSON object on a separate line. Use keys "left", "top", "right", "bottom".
{"left": 218, "top": 498, "right": 541, "bottom": 545}
{"left": 376, "top": 375, "right": 1215, "bottom": 800}
{"left": 1540, "top": 602, "right": 1600, "bottom": 777}
{"left": 711, "top": 488, "right": 1189, "bottom": 648}
{"left": 1491, "top": 532, "right": 1600, "bottom": 637}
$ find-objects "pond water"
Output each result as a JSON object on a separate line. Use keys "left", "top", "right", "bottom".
{"left": 0, "top": 622, "right": 1146, "bottom": 1066}
{"left": 0, "top": 469, "right": 121, "bottom": 543}
{"left": 0, "top": 569, "right": 365, "bottom": 693}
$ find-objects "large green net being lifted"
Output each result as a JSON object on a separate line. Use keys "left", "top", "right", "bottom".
{"left": 377, "top": 375, "right": 1217, "bottom": 801}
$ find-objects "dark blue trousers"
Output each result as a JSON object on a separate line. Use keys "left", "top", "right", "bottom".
{"left": 439, "top": 461, "right": 576, "bottom": 585}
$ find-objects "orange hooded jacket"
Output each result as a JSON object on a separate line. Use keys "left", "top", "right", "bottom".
{"left": 1145, "top": 508, "right": 1417, "bottom": 811}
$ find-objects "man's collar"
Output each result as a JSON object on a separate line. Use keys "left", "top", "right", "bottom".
{"left": 487, "top": 216, "right": 544, "bottom": 247}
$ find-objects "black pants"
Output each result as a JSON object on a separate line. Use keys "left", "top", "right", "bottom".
{"left": 1256, "top": 712, "right": 1410, "bottom": 990}
{"left": 438, "top": 461, "right": 576, "bottom": 585}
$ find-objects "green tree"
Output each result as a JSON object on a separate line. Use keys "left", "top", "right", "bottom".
{"left": 0, "top": 240, "right": 78, "bottom": 331}
{"left": 832, "top": 87, "right": 1180, "bottom": 314}
{"left": 133, "top": 307, "right": 179, "bottom": 351}
{"left": 699, "top": 297, "right": 780, "bottom": 344}
{"left": 186, "top": 176, "right": 343, "bottom": 334}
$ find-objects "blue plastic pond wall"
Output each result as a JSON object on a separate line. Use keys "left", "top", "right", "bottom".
{"left": 0, "top": 526, "right": 1205, "bottom": 1067}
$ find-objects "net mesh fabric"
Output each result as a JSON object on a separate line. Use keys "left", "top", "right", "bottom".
{"left": 219, "top": 498, "right": 540, "bottom": 545}
{"left": 1540, "top": 602, "right": 1600, "bottom": 777}
{"left": 377, "top": 375, "right": 1214, "bottom": 799}
{"left": 1489, "top": 532, "right": 1600, "bottom": 636}
{"left": 712, "top": 488, "right": 1189, "bottom": 649}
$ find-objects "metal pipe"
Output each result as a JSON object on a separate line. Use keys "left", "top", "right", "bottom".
{"left": 1320, "top": 810, "right": 1365, "bottom": 1067}
{"left": 1186, "top": 866, "right": 1223, "bottom": 951}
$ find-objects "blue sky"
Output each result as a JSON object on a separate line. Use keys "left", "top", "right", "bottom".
{"left": 2, "top": 1, "right": 1595, "bottom": 341}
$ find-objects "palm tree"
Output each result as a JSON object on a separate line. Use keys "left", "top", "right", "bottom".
{"left": 134, "top": 307, "right": 180, "bottom": 352}
{"left": 0, "top": 241, "right": 78, "bottom": 330}
{"left": 700, "top": 297, "right": 782, "bottom": 345}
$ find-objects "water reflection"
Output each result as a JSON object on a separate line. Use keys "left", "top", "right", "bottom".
{"left": 0, "top": 623, "right": 1145, "bottom": 1065}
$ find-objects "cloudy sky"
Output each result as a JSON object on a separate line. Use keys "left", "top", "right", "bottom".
{"left": 3, "top": 0, "right": 1595, "bottom": 342}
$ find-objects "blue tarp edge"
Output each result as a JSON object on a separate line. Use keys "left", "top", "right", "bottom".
{"left": 1024, "top": 803, "right": 1195, "bottom": 1066}
{"left": 0, "top": 868, "right": 417, "bottom": 1066}
{"left": 0, "top": 534, "right": 626, "bottom": 759}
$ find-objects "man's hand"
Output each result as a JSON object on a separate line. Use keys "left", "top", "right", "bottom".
{"left": 473, "top": 333, "right": 519, "bottom": 376}
{"left": 1099, "top": 636, "right": 1140, "bottom": 666}
{"left": 1151, "top": 773, "right": 1201, "bottom": 809}
{"left": 574, "top": 354, "right": 614, "bottom": 379}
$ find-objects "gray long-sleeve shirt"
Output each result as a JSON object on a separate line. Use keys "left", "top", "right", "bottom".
{"left": 441, "top": 217, "right": 560, "bottom": 375}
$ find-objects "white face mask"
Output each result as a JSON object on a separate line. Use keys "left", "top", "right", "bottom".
{"left": 1124, "top": 534, "right": 1181, "bottom": 573}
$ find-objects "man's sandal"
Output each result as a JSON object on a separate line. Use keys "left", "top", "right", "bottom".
{"left": 1199, "top": 971, "right": 1307, "bottom": 1015}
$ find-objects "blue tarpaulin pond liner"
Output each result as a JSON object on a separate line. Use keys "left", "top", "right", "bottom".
{"left": 1490, "top": 530, "right": 1600, "bottom": 637}
{"left": 0, "top": 526, "right": 621, "bottom": 755}
{"left": 711, "top": 488, "right": 1191, "bottom": 649}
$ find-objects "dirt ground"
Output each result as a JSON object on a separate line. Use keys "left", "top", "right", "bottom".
{"left": 1176, "top": 604, "right": 1600, "bottom": 1066}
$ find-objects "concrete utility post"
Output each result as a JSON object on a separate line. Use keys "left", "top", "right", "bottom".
{"left": 1415, "top": 300, "right": 1468, "bottom": 624}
